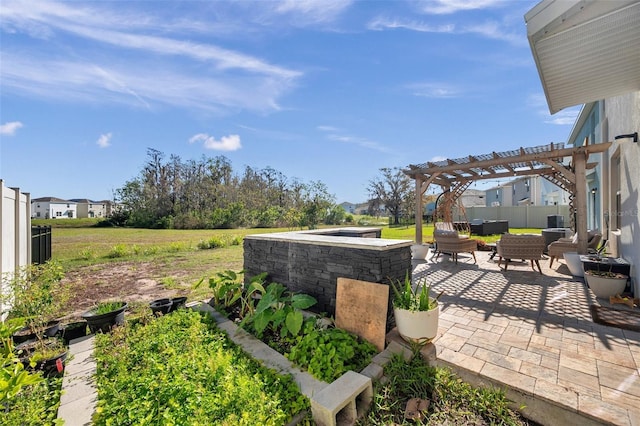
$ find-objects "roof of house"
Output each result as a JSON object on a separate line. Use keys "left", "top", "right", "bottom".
{"left": 31, "top": 197, "right": 75, "bottom": 203}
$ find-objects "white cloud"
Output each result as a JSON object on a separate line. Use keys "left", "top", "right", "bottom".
{"left": 0, "top": 121, "right": 23, "bottom": 135}
{"left": 317, "top": 125, "right": 340, "bottom": 132}
{"left": 407, "top": 82, "right": 461, "bottom": 99}
{"left": 189, "top": 133, "right": 242, "bottom": 151}
{"left": 368, "top": 16, "right": 523, "bottom": 45}
{"left": 418, "top": 0, "right": 506, "bottom": 15}
{"left": 96, "top": 132, "right": 112, "bottom": 148}
{"left": 326, "top": 133, "right": 389, "bottom": 153}
{"left": 275, "top": 0, "right": 353, "bottom": 24}
{"left": 368, "top": 17, "right": 454, "bottom": 33}
{"left": 431, "top": 156, "right": 447, "bottom": 162}
{"left": 528, "top": 93, "right": 580, "bottom": 125}
{"left": 0, "top": 1, "right": 301, "bottom": 114}
{"left": 545, "top": 108, "right": 580, "bottom": 126}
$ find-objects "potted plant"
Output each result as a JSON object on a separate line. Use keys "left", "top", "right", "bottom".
{"left": 82, "top": 301, "right": 128, "bottom": 333}
{"left": 2, "top": 262, "right": 66, "bottom": 342}
{"left": 391, "top": 271, "right": 442, "bottom": 344}
{"left": 584, "top": 269, "right": 629, "bottom": 298}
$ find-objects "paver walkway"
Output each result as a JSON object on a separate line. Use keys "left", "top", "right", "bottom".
{"left": 413, "top": 248, "right": 640, "bottom": 426}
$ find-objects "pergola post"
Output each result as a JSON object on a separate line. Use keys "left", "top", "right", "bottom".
{"left": 573, "top": 151, "right": 588, "bottom": 254}
{"left": 415, "top": 176, "right": 423, "bottom": 243}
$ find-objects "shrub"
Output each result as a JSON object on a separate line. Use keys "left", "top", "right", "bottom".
{"left": 106, "top": 244, "right": 128, "bottom": 258}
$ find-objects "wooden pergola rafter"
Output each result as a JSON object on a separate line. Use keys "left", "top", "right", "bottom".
{"left": 404, "top": 141, "right": 611, "bottom": 254}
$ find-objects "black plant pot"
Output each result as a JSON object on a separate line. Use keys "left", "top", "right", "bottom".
{"left": 168, "top": 296, "right": 187, "bottom": 313}
{"left": 62, "top": 321, "right": 88, "bottom": 344}
{"left": 82, "top": 303, "right": 128, "bottom": 334}
{"left": 150, "top": 298, "right": 173, "bottom": 315}
{"left": 34, "top": 350, "right": 68, "bottom": 378}
{"left": 12, "top": 320, "right": 61, "bottom": 344}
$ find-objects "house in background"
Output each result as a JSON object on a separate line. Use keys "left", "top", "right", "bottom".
{"left": 485, "top": 183, "right": 512, "bottom": 207}
{"left": 31, "top": 197, "right": 77, "bottom": 219}
{"left": 339, "top": 202, "right": 357, "bottom": 214}
{"left": 69, "top": 198, "right": 108, "bottom": 219}
{"left": 511, "top": 176, "right": 570, "bottom": 206}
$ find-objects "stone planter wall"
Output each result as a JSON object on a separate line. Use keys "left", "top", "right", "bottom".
{"left": 243, "top": 230, "right": 413, "bottom": 315}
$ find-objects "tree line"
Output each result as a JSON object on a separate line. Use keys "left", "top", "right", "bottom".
{"left": 110, "top": 148, "right": 416, "bottom": 229}
{"left": 111, "top": 148, "right": 346, "bottom": 229}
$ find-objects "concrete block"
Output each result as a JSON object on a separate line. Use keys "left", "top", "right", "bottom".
{"left": 360, "top": 363, "right": 384, "bottom": 380}
{"left": 311, "top": 371, "right": 373, "bottom": 426}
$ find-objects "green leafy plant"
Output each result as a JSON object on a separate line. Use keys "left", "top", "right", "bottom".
{"left": 92, "top": 309, "right": 308, "bottom": 425}
{"left": 390, "top": 271, "right": 441, "bottom": 311}
{"left": 1, "top": 319, "right": 44, "bottom": 404}
{"left": 93, "top": 301, "right": 126, "bottom": 315}
{"left": 241, "top": 282, "right": 316, "bottom": 338}
{"left": 287, "top": 326, "right": 377, "bottom": 382}
{"left": 106, "top": 244, "right": 128, "bottom": 258}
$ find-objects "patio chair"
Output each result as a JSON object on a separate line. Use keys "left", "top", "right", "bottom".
{"left": 547, "top": 230, "right": 602, "bottom": 268}
{"left": 496, "top": 233, "right": 545, "bottom": 273}
{"left": 433, "top": 228, "right": 477, "bottom": 264}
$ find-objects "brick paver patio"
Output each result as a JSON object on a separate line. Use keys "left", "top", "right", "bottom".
{"left": 410, "top": 248, "right": 640, "bottom": 426}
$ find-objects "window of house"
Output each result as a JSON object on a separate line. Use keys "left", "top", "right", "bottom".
{"left": 56, "top": 212, "right": 62, "bottom": 217}
{"left": 37, "top": 212, "right": 41, "bottom": 217}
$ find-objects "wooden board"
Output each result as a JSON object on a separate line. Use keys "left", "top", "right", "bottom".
{"left": 335, "top": 278, "right": 389, "bottom": 351}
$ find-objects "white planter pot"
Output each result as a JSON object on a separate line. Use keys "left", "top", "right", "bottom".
{"left": 411, "top": 244, "right": 430, "bottom": 260}
{"left": 563, "top": 252, "right": 584, "bottom": 277}
{"left": 393, "top": 302, "right": 439, "bottom": 344}
{"left": 584, "top": 272, "right": 628, "bottom": 298}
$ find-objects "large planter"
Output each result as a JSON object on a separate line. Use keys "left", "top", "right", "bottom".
{"left": 411, "top": 244, "right": 430, "bottom": 260}
{"left": 12, "top": 320, "right": 61, "bottom": 344}
{"left": 82, "top": 302, "right": 128, "bottom": 334}
{"left": 563, "top": 252, "right": 584, "bottom": 277}
{"left": 61, "top": 321, "right": 88, "bottom": 344}
{"left": 168, "top": 296, "right": 188, "bottom": 313}
{"left": 393, "top": 301, "right": 439, "bottom": 344}
{"left": 150, "top": 298, "right": 173, "bottom": 315}
{"left": 584, "top": 271, "right": 628, "bottom": 298}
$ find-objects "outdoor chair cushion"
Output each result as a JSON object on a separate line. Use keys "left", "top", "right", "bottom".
{"left": 496, "top": 233, "right": 545, "bottom": 273}
{"left": 433, "top": 229, "right": 477, "bottom": 264}
{"left": 548, "top": 230, "right": 602, "bottom": 268}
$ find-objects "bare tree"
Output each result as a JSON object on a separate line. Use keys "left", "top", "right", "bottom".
{"left": 368, "top": 167, "right": 413, "bottom": 225}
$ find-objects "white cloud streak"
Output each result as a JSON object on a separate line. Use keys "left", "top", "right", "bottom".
{"left": 189, "top": 133, "right": 242, "bottom": 151}
{"left": 368, "top": 16, "right": 523, "bottom": 45}
{"left": 418, "top": 0, "right": 507, "bottom": 15}
{"left": 0, "top": 0, "right": 302, "bottom": 113}
{"left": 0, "top": 121, "right": 23, "bottom": 135}
{"left": 317, "top": 126, "right": 389, "bottom": 153}
{"left": 96, "top": 133, "right": 112, "bottom": 148}
{"left": 406, "top": 82, "right": 462, "bottom": 99}
{"left": 275, "top": 0, "right": 353, "bottom": 24}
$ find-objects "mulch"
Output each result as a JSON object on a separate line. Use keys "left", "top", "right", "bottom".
{"left": 589, "top": 305, "right": 640, "bottom": 332}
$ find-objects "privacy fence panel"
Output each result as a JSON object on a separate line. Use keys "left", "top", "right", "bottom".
{"left": 1, "top": 180, "right": 31, "bottom": 316}
{"left": 453, "top": 205, "right": 570, "bottom": 229}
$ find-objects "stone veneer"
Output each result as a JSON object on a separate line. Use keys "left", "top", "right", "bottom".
{"left": 243, "top": 228, "right": 413, "bottom": 315}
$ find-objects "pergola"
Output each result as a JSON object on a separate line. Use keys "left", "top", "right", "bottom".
{"left": 403, "top": 140, "right": 611, "bottom": 254}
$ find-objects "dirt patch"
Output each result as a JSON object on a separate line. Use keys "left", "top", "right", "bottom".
{"left": 61, "top": 261, "right": 190, "bottom": 318}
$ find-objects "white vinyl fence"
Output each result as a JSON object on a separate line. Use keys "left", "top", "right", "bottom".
{"left": 452, "top": 205, "right": 571, "bottom": 229}
{"left": 1, "top": 180, "right": 31, "bottom": 317}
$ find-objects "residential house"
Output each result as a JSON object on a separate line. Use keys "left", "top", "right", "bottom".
{"left": 526, "top": 0, "right": 640, "bottom": 295}
{"left": 339, "top": 202, "right": 357, "bottom": 214}
{"left": 69, "top": 199, "right": 108, "bottom": 219}
{"left": 511, "top": 176, "right": 570, "bottom": 206}
{"left": 485, "top": 183, "right": 512, "bottom": 207}
{"left": 31, "top": 197, "right": 77, "bottom": 219}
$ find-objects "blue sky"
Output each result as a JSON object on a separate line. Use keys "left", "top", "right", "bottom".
{"left": 0, "top": 0, "right": 580, "bottom": 204}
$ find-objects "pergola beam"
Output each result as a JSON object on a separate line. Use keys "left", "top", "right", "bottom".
{"left": 406, "top": 141, "right": 612, "bottom": 244}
